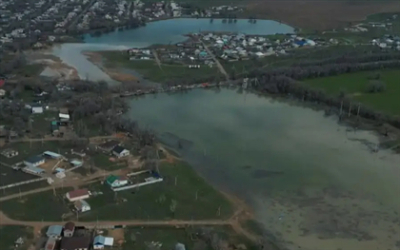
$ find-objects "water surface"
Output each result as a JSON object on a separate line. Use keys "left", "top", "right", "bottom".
{"left": 126, "top": 89, "right": 400, "bottom": 250}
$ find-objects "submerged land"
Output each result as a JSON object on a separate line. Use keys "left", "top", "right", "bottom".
{"left": 1, "top": 1, "right": 400, "bottom": 250}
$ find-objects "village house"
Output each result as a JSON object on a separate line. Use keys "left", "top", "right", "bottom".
{"left": 97, "top": 140, "right": 120, "bottom": 153}
{"left": 60, "top": 236, "right": 91, "bottom": 250}
{"left": 1, "top": 148, "right": 18, "bottom": 158}
{"left": 65, "top": 189, "right": 90, "bottom": 202}
{"left": 112, "top": 145, "right": 130, "bottom": 158}
{"left": 31, "top": 105, "right": 44, "bottom": 114}
{"left": 24, "top": 155, "right": 45, "bottom": 167}
{"left": 63, "top": 222, "right": 75, "bottom": 237}
{"left": 106, "top": 175, "right": 129, "bottom": 188}
{"left": 46, "top": 225, "right": 63, "bottom": 238}
{"left": 93, "top": 235, "right": 114, "bottom": 249}
{"left": 74, "top": 200, "right": 91, "bottom": 213}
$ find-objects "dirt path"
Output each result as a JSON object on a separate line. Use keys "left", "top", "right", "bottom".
{"left": 199, "top": 39, "right": 229, "bottom": 81}
{"left": 152, "top": 50, "right": 163, "bottom": 70}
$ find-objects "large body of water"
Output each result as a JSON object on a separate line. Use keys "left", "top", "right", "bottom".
{"left": 51, "top": 18, "right": 293, "bottom": 81}
{"left": 126, "top": 89, "right": 400, "bottom": 250}
{"left": 48, "top": 18, "right": 400, "bottom": 250}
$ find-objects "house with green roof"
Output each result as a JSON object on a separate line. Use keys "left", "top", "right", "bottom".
{"left": 106, "top": 175, "right": 129, "bottom": 188}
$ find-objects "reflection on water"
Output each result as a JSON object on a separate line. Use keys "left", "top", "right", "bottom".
{"left": 126, "top": 89, "right": 400, "bottom": 250}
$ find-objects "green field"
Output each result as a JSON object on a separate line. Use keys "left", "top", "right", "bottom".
{"left": 0, "top": 141, "right": 69, "bottom": 165}
{"left": 0, "top": 161, "right": 233, "bottom": 221}
{"left": 303, "top": 70, "right": 400, "bottom": 115}
{"left": 0, "top": 226, "right": 33, "bottom": 250}
{"left": 79, "top": 161, "right": 233, "bottom": 221}
{"left": 121, "top": 226, "right": 257, "bottom": 250}
{"left": 0, "top": 188, "right": 72, "bottom": 221}
{"left": 100, "top": 51, "right": 221, "bottom": 83}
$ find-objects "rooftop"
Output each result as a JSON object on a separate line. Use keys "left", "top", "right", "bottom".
{"left": 25, "top": 155, "right": 44, "bottom": 164}
{"left": 112, "top": 145, "right": 126, "bottom": 154}
{"left": 67, "top": 189, "right": 89, "bottom": 199}
{"left": 46, "top": 225, "right": 63, "bottom": 236}
{"left": 64, "top": 221, "right": 75, "bottom": 231}
{"left": 60, "top": 237, "right": 91, "bottom": 250}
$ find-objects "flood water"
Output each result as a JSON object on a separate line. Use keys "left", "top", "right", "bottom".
{"left": 52, "top": 18, "right": 293, "bottom": 82}
{"left": 126, "top": 89, "right": 400, "bottom": 250}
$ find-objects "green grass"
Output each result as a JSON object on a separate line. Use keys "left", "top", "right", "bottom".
{"left": 303, "top": 70, "right": 400, "bottom": 115}
{"left": 0, "top": 226, "right": 33, "bottom": 250}
{"left": 0, "top": 188, "right": 72, "bottom": 221}
{"left": 0, "top": 181, "right": 49, "bottom": 197}
{"left": 122, "top": 227, "right": 192, "bottom": 250}
{"left": 242, "top": 220, "right": 264, "bottom": 237}
{"left": 100, "top": 51, "right": 221, "bottom": 83}
{"left": 0, "top": 141, "right": 69, "bottom": 165}
{"left": 92, "top": 153, "right": 125, "bottom": 170}
{"left": 78, "top": 161, "right": 233, "bottom": 221}
{"left": 122, "top": 226, "right": 257, "bottom": 250}
{"left": 30, "top": 111, "right": 58, "bottom": 137}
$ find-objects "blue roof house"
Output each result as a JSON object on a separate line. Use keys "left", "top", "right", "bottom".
{"left": 46, "top": 225, "right": 63, "bottom": 238}
{"left": 24, "top": 155, "right": 45, "bottom": 168}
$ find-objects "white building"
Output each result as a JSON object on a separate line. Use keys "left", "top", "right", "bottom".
{"left": 31, "top": 105, "right": 43, "bottom": 114}
{"left": 74, "top": 200, "right": 91, "bottom": 212}
{"left": 65, "top": 189, "right": 90, "bottom": 202}
{"left": 93, "top": 235, "right": 114, "bottom": 249}
{"left": 112, "top": 146, "right": 130, "bottom": 158}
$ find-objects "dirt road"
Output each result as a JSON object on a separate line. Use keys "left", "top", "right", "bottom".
{"left": 10, "top": 135, "right": 118, "bottom": 143}
{"left": 199, "top": 40, "right": 229, "bottom": 81}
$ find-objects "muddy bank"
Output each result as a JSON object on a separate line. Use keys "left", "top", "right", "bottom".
{"left": 82, "top": 51, "right": 139, "bottom": 83}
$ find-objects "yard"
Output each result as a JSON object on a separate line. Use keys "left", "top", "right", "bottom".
{"left": 0, "top": 141, "right": 69, "bottom": 165}
{"left": 78, "top": 161, "right": 234, "bottom": 221}
{"left": 303, "top": 69, "right": 400, "bottom": 115}
{"left": 121, "top": 226, "right": 258, "bottom": 250}
{"left": 0, "top": 226, "right": 33, "bottom": 250}
{"left": 92, "top": 153, "right": 127, "bottom": 170}
{"left": 0, "top": 188, "right": 72, "bottom": 221}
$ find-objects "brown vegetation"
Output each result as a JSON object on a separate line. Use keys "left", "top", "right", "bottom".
{"left": 245, "top": 1, "right": 400, "bottom": 30}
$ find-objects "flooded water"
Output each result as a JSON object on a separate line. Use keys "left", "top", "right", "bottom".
{"left": 126, "top": 89, "right": 400, "bottom": 250}
{"left": 52, "top": 18, "right": 293, "bottom": 82}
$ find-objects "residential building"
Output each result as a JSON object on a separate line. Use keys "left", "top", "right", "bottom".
{"left": 112, "top": 145, "right": 130, "bottom": 158}
{"left": 97, "top": 140, "right": 120, "bottom": 152}
{"left": 63, "top": 222, "right": 75, "bottom": 237}
{"left": 65, "top": 189, "right": 90, "bottom": 202}
{"left": 60, "top": 236, "right": 91, "bottom": 250}
{"left": 1, "top": 149, "right": 18, "bottom": 158}
{"left": 24, "top": 156, "right": 45, "bottom": 168}
{"left": 106, "top": 175, "right": 129, "bottom": 188}
{"left": 74, "top": 200, "right": 91, "bottom": 212}
{"left": 31, "top": 105, "right": 44, "bottom": 114}
{"left": 93, "top": 235, "right": 114, "bottom": 249}
{"left": 45, "top": 237, "right": 57, "bottom": 250}
{"left": 43, "top": 151, "right": 63, "bottom": 159}
{"left": 46, "top": 225, "right": 63, "bottom": 238}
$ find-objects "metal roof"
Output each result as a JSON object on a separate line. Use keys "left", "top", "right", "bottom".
{"left": 43, "top": 151, "right": 62, "bottom": 158}
{"left": 24, "top": 166, "right": 45, "bottom": 173}
{"left": 46, "top": 225, "right": 63, "bottom": 236}
{"left": 25, "top": 155, "right": 44, "bottom": 164}
{"left": 94, "top": 235, "right": 114, "bottom": 246}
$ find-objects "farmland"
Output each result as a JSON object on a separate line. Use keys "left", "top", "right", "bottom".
{"left": 0, "top": 226, "right": 33, "bottom": 250}
{"left": 303, "top": 69, "right": 400, "bottom": 115}
{"left": 0, "top": 161, "right": 233, "bottom": 221}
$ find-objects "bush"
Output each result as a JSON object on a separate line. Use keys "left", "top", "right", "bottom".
{"left": 366, "top": 80, "right": 386, "bottom": 93}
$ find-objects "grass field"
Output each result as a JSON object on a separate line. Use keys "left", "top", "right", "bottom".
{"left": 100, "top": 51, "right": 221, "bottom": 83}
{"left": 92, "top": 153, "right": 126, "bottom": 170}
{"left": 303, "top": 70, "right": 400, "bottom": 115}
{"left": 78, "top": 161, "right": 233, "bottom": 221}
{"left": 121, "top": 226, "right": 257, "bottom": 250}
{"left": 0, "top": 226, "right": 33, "bottom": 250}
{"left": 0, "top": 141, "right": 69, "bottom": 165}
{"left": 0, "top": 188, "right": 72, "bottom": 221}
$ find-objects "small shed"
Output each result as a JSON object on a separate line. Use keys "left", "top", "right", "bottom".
{"left": 45, "top": 237, "right": 57, "bottom": 250}
{"left": 32, "top": 105, "right": 43, "bottom": 114}
{"left": 63, "top": 222, "right": 75, "bottom": 238}
{"left": 70, "top": 159, "right": 83, "bottom": 167}
{"left": 112, "top": 146, "right": 130, "bottom": 158}
{"left": 93, "top": 235, "right": 114, "bottom": 249}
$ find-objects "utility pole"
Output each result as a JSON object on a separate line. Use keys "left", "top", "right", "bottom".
{"left": 348, "top": 103, "right": 351, "bottom": 117}
{"left": 340, "top": 100, "right": 343, "bottom": 116}
{"left": 217, "top": 206, "right": 221, "bottom": 216}
{"left": 357, "top": 103, "right": 361, "bottom": 117}
{"left": 174, "top": 176, "right": 177, "bottom": 186}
